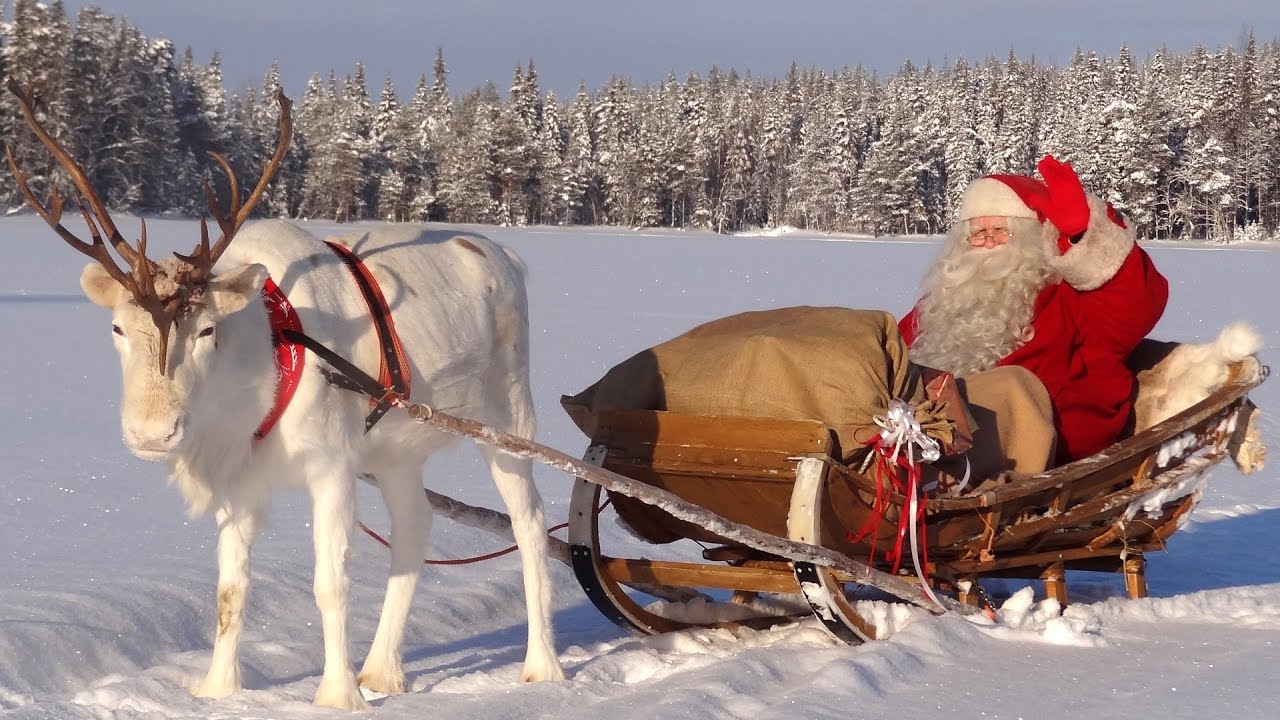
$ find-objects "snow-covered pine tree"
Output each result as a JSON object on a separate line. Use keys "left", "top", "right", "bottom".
{"left": 55, "top": 5, "right": 113, "bottom": 202}
{"left": 592, "top": 76, "right": 643, "bottom": 226}
{"left": 690, "top": 66, "right": 726, "bottom": 229}
{"left": 131, "top": 36, "right": 186, "bottom": 212}
{"left": 346, "top": 63, "right": 376, "bottom": 219}
{"left": 850, "top": 62, "right": 937, "bottom": 235}
{"left": 559, "top": 83, "right": 598, "bottom": 224}
{"left": 91, "top": 19, "right": 183, "bottom": 212}
{"left": 990, "top": 52, "right": 1041, "bottom": 177}
{"left": 403, "top": 74, "right": 439, "bottom": 221}
{"left": 436, "top": 83, "right": 500, "bottom": 224}
{"left": 1, "top": 0, "right": 70, "bottom": 203}
{"left": 1229, "top": 33, "right": 1268, "bottom": 233}
{"left": 749, "top": 79, "right": 790, "bottom": 228}
{"left": 297, "top": 72, "right": 339, "bottom": 219}
{"left": 1249, "top": 41, "right": 1280, "bottom": 234}
{"left": 534, "top": 91, "right": 567, "bottom": 225}
{"left": 718, "top": 84, "right": 757, "bottom": 232}
{"left": 1171, "top": 45, "right": 1235, "bottom": 239}
{"left": 493, "top": 63, "right": 540, "bottom": 225}
{"left": 371, "top": 74, "right": 402, "bottom": 220}
{"left": 416, "top": 47, "right": 454, "bottom": 220}
{"left": 656, "top": 72, "right": 697, "bottom": 227}
{"left": 786, "top": 74, "right": 844, "bottom": 230}
{"left": 254, "top": 62, "right": 305, "bottom": 218}
{"left": 939, "top": 58, "right": 984, "bottom": 222}
{"left": 170, "top": 48, "right": 220, "bottom": 215}
{"left": 1109, "top": 46, "right": 1174, "bottom": 237}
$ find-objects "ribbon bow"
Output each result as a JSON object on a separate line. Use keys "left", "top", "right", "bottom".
{"left": 873, "top": 398, "right": 942, "bottom": 465}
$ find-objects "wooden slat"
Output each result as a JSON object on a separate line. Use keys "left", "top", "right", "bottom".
{"left": 592, "top": 409, "right": 835, "bottom": 455}
{"left": 943, "top": 544, "right": 1135, "bottom": 573}
{"left": 991, "top": 454, "right": 1220, "bottom": 551}
{"left": 605, "top": 451, "right": 818, "bottom": 480}
{"left": 599, "top": 556, "right": 801, "bottom": 594}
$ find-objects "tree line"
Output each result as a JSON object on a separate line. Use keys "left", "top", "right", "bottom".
{"left": 2, "top": 0, "right": 1278, "bottom": 241}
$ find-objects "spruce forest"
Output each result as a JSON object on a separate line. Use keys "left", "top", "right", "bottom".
{"left": 2, "top": 1, "right": 1278, "bottom": 241}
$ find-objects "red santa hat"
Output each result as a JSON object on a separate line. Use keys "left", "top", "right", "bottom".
{"left": 957, "top": 174, "right": 1053, "bottom": 223}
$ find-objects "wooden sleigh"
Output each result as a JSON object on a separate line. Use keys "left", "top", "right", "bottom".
{"left": 561, "top": 354, "right": 1267, "bottom": 643}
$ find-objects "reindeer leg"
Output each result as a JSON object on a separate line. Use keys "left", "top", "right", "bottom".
{"left": 358, "top": 466, "right": 432, "bottom": 694}
{"left": 308, "top": 472, "right": 370, "bottom": 711}
{"left": 193, "top": 503, "right": 261, "bottom": 699}
{"left": 478, "top": 445, "right": 566, "bottom": 682}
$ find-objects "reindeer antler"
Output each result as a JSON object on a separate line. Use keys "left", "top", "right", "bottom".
{"left": 4, "top": 78, "right": 157, "bottom": 301}
{"left": 5, "top": 80, "right": 293, "bottom": 375}
{"left": 177, "top": 88, "right": 293, "bottom": 286}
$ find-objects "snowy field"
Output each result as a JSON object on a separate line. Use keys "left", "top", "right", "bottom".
{"left": 1, "top": 216, "right": 1277, "bottom": 719}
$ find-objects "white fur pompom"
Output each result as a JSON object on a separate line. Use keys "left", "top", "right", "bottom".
{"left": 1214, "top": 321, "right": 1263, "bottom": 362}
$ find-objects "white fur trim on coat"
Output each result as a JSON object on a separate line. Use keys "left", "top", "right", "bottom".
{"left": 958, "top": 178, "right": 1040, "bottom": 221}
{"left": 1049, "top": 195, "right": 1135, "bottom": 291}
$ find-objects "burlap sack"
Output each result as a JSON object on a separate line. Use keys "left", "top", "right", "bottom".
{"left": 952, "top": 365, "right": 1056, "bottom": 480}
{"left": 562, "top": 306, "right": 957, "bottom": 461}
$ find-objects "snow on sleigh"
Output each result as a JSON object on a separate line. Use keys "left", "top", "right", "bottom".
{"left": 557, "top": 307, "right": 1268, "bottom": 642}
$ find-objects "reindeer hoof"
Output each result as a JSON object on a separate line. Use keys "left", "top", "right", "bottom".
{"left": 191, "top": 675, "right": 239, "bottom": 700}
{"left": 314, "top": 674, "right": 371, "bottom": 711}
{"left": 519, "top": 657, "right": 566, "bottom": 683}
{"left": 357, "top": 666, "right": 406, "bottom": 695}
{"left": 192, "top": 676, "right": 238, "bottom": 696}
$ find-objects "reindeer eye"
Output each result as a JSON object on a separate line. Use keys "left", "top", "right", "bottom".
{"left": 197, "top": 326, "right": 215, "bottom": 339}
{"left": 112, "top": 324, "right": 124, "bottom": 336}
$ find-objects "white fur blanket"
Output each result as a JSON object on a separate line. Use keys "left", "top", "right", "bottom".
{"left": 1130, "top": 322, "right": 1266, "bottom": 474}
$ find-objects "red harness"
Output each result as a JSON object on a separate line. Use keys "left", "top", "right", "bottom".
{"left": 253, "top": 243, "right": 412, "bottom": 440}
{"left": 254, "top": 277, "right": 305, "bottom": 440}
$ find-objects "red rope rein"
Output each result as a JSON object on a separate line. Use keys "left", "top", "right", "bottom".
{"left": 358, "top": 519, "right": 571, "bottom": 565}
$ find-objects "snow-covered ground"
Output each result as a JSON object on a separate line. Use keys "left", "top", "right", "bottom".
{"left": 1, "top": 217, "right": 1276, "bottom": 719}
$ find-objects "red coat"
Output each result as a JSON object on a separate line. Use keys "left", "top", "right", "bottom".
{"left": 899, "top": 244, "right": 1168, "bottom": 463}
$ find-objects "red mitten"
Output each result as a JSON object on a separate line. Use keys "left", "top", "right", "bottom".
{"left": 1037, "top": 155, "right": 1090, "bottom": 243}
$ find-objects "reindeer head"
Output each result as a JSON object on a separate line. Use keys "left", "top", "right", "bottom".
{"left": 5, "top": 79, "right": 292, "bottom": 460}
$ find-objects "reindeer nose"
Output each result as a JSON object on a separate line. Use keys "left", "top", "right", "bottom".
{"left": 123, "top": 416, "right": 184, "bottom": 458}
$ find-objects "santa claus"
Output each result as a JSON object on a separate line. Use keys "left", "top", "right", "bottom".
{"left": 899, "top": 156, "right": 1168, "bottom": 464}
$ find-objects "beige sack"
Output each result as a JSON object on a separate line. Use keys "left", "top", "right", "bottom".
{"left": 562, "top": 306, "right": 957, "bottom": 462}
{"left": 954, "top": 366, "right": 1056, "bottom": 478}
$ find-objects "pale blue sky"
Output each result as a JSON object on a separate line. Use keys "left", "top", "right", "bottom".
{"left": 54, "top": 1, "right": 1280, "bottom": 98}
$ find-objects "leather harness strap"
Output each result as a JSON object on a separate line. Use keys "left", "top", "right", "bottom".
{"left": 280, "top": 328, "right": 391, "bottom": 410}
{"left": 324, "top": 240, "right": 413, "bottom": 433}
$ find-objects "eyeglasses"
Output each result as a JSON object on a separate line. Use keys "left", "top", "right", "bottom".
{"left": 967, "top": 227, "right": 1011, "bottom": 246}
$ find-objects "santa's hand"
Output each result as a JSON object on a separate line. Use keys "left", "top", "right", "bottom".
{"left": 1037, "top": 155, "right": 1090, "bottom": 241}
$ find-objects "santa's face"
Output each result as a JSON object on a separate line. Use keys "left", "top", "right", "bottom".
{"left": 966, "top": 216, "right": 1013, "bottom": 250}
{"left": 906, "top": 216, "right": 1058, "bottom": 377}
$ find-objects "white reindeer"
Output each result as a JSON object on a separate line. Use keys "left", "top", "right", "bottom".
{"left": 5, "top": 82, "right": 563, "bottom": 710}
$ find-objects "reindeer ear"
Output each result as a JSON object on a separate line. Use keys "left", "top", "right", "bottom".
{"left": 209, "top": 263, "right": 269, "bottom": 315}
{"left": 80, "top": 263, "right": 125, "bottom": 308}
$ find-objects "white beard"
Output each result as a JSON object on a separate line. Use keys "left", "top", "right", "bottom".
{"left": 908, "top": 218, "right": 1058, "bottom": 377}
